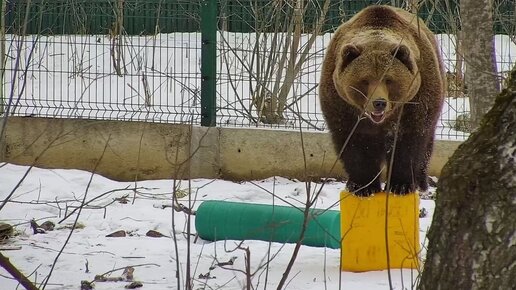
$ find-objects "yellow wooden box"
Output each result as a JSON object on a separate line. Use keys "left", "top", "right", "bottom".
{"left": 340, "top": 191, "right": 420, "bottom": 272}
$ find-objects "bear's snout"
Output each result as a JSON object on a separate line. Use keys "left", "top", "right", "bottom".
{"left": 365, "top": 82, "right": 391, "bottom": 123}
{"left": 372, "top": 98, "right": 387, "bottom": 111}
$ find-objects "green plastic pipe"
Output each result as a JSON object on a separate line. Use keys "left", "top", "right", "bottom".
{"left": 195, "top": 200, "right": 341, "bottom": 249}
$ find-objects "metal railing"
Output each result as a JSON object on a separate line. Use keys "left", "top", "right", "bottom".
{"left": 1, "top": 0, "right": 515, "bottom": 141}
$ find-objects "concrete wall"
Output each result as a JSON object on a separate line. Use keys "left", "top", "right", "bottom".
{"left": 3, "top": 117, "right": 461, "bottom": 181}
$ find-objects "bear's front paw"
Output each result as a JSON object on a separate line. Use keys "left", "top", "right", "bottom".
{"left": 346, "top": 181, "right": 382, "bottom": 196}
{"left": 386, "top": 183, "right": 416, "bottom": 195}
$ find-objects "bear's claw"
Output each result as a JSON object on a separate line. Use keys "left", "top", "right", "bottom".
{"left": 386, "top": 183, "right": 416, "bottom": 195}
{"left": 346, "top": 181, "right": 382, "bottom": 196}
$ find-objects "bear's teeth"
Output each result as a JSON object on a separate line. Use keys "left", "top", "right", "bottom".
{"left": 369, "top": 112, "right": 385, "bottom": 123}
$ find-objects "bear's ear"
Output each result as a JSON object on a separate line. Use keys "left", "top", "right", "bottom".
{"left": 391, "top": 45, "right": 414, "bottom": 72}
{"left": 341, "top": 44, "right": 361, "bottom": 70}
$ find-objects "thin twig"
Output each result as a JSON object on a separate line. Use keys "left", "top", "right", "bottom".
{"left": 92, "top": 263, "right": 160, "bottom": 281}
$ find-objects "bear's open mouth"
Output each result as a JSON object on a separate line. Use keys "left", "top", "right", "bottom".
{"left": 368, "top": 111, "right": 386, "bottom": 123}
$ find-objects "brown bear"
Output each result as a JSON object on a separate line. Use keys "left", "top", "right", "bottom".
{"left": 319, "top": 5, "right": 445, "bottom": 195}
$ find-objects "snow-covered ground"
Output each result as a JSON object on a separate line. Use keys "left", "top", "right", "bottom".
{"left": 0, "top": 163, "right": 436, "bottom": 290}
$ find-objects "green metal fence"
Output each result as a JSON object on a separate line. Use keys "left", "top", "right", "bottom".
{"left": 3, "top": 0, "right": 205, "bottom": 124}
{"left": 6, "top": 0, "right": 515, "bottom": 35}
{"left": 2, "top": 0, "right": 515, "bottom": 141}
{"left": 6, "top": 0, "right": 201, "bottom": 35}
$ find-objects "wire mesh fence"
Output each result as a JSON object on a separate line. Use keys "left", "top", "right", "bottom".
{"left": 3, "top": 0, "right": 204, "bottom": 124}
{"left": 1, "top": 0, "right": 515, "bottom": 141}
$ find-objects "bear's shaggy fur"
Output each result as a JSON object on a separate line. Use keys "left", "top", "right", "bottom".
{"left": 319, "top": 5, "right": 445, "bottom": 195}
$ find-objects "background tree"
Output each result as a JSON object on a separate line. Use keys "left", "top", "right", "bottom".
{"left": 419, "top": 67, "right": 516, "bottom": 289}
{"left": 460, "top": 0, "right": 500, "bottom": 130}
{"left": 0, "top": 0, "right": 6, "bottom": 160}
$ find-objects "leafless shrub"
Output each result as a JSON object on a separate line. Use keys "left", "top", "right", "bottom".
{"left": 219, "top": 0, "right": 330, "bottom": 126}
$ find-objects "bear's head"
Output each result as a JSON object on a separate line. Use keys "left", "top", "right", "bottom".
{"left": 332, "top": 35, "right": 421, "bottom": 124}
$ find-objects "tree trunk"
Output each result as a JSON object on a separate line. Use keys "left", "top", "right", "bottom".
{"left": 419, "top": 68, "right": 516, "bottom": 289}
{"left": 460, "top": 0, "right": 500, "bottom": 130}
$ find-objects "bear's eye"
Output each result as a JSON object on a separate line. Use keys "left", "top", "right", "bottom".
{"left": 385, "top": 78, "right": 393, "bottom": 85}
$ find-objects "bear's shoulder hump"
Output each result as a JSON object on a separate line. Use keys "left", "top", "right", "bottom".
{"left": 352, "top": 5, "right": 406, "bottom": 30}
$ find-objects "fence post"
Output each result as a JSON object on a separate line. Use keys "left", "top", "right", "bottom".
{"left": 200, "top": 0, "right": 217, "bottom": 127}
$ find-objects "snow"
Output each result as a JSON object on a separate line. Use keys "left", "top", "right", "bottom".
{"left": 0, "top": 163, "right": 436, "bottom": 290}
